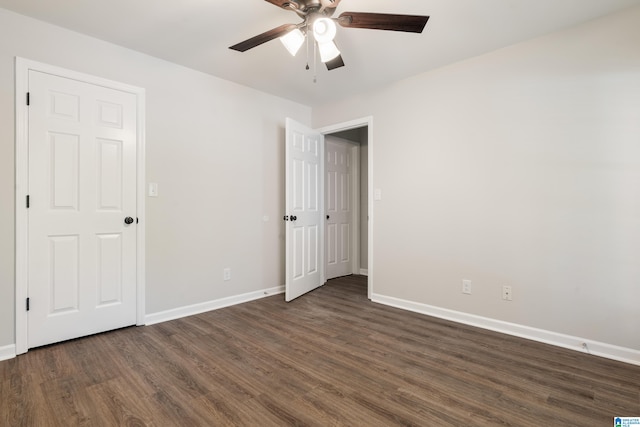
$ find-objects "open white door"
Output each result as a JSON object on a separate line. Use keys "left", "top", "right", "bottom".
{"left": 285, "top": 118, "right": 324, "bottom": 301}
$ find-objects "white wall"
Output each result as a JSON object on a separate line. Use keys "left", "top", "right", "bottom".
{"left": 0, "top": 8, "right": 311, "bottom": 348}
{"left": 314, "top": 6, "right": 640, "bottom": 353}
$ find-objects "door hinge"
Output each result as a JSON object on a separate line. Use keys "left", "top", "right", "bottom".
{"left": 26, "top": 92, "right": 30, "bottom": 106}
{"left": 26, "top": 298, "right": 30, "bottom": 311}
{"left": 26, "top": 195, "right": 30, "bottom": 208}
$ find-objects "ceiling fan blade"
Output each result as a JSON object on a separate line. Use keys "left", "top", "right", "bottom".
{"left": 338, "top": 12, "right": 429, "bottom": 33}
{"left": 229, "top": 24, "right": 297, "bottom": 52}
{"left": 325, "top": 54, "right": 345, "bottom": 71}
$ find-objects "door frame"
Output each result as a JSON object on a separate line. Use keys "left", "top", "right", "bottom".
{"left": 14, "top": 57, "right": 146, "bottom": 354}
{"left": 318, "top": 116, "right": 373, "bottom": 300}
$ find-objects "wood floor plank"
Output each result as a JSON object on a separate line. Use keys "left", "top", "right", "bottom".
{"left": 1, "top": 275, "right": 639, "bottom": 426}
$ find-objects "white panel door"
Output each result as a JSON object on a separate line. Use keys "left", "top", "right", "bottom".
{"left": 27, "top": 70, "right": 138, "bottom": 348}
{"left": 325, "top": 140, "right": 353, "bottom": 280}
{"left": 285, "top": 118, "right": 324, "bottom": 301}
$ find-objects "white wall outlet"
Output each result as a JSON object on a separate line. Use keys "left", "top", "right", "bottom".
{"left": 223, "top": 268, "right": 231, "bottom": 281}
{"left": 374, "top": 188, "right": 382, "bottom": 201}
{"left": 462, "top": 279, "right": 472, "bottom": 295}
{"left": 502, "top": 285, "right": 513, "bottom": 301}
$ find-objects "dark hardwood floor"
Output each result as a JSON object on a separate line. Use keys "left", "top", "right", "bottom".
{"left": 1, "top": 275, "right": 639, "bottom": 426}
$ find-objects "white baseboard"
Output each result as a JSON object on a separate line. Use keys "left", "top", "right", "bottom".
{"left": 0, "top": 344, "right": 16, "bottom": 361}
{"left": 359, "top": 269, "right": 368, "bottom": 276}
{"left": 145, "top": 285, "right": 285, "bottom": 326}
{"left": 372, "top": 293, "right": 640, "bottom": 366}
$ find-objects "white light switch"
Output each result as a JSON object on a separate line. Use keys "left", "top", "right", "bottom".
{"left": 148, "top": 183, "right": 158, "bottom": 197}
{"left": 374, "top": 188, "right": 382, "bottom": 201}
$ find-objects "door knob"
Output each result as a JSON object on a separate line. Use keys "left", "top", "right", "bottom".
{"left": 124, "top": 216, "right": 134, "bottom": 225}
{"left": 326, "top": 215, "right": 330, "bottom": 220}
{"left": 291, "top": 215, "right": 297, "bottom": 221}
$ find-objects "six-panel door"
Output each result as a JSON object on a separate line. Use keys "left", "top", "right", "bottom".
{"left": 27, "top": 70, "right": 138, "bottom": 348}
{"left": 285, "top": 118, "right": 324, "bottom": 302}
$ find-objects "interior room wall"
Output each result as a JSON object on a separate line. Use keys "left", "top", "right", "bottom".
{"left": 313, "top": 6, "right": 640, "bottom": 353}
{"left": 0, "top": 8, "right": 311, "bottom": 349}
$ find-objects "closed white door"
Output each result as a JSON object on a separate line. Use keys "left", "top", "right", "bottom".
{"left": 285, "top": 118, "right": 324, "bottom": 301}
{"left": 325, "top": 139, "right": 353, "bottom": 280}
{"left": 27, "top": 70, "right": 138, "bottom": 348}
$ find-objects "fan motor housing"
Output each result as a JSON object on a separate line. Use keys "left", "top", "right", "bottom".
{"left": 282, "top": 0, "right": 337, "bottom": 16}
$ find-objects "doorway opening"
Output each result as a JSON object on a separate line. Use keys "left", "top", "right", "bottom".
{"left": 319, "top": 117, "right": 373, "bottom": 300}
{"left": 324, "top": 127, "right": 368, "bottom": 280}
{"left": 284, "top": 116, "right": 373, "bottom": 302}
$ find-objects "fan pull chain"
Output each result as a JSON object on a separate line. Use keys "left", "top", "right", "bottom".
{"left": 313, "top": 41, "right": 318, "bottom": 83}
{"left": 302, "top": 27, "right": 318, "bottom": 83}
{"left": 305, "top": 28, "right": 310, "bottom": 71}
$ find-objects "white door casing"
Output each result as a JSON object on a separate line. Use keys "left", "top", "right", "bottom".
{"left": 325, "top": 139, "right": 354, "bottom": 280}
{"left": 285, "top": 118, "right": 325, "bottom": 301}
{"left": 15, "top": 58, "right": 146, "bottom": 353}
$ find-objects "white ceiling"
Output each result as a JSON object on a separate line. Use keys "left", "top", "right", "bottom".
{"left": 1, "top": 0, "right": 638, "bottom": 106}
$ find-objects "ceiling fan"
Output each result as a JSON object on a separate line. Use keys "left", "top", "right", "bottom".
{"left": 229, "top": 0, "right": 429, "bottom": 71}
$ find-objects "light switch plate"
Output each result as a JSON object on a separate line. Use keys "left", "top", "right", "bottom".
{"left": 148, "top": 183, "right": 158, "bottom": 197}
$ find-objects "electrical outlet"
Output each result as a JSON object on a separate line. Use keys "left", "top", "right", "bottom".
{"left": 462, "top": 280, "right": 472, "bottom": 295}
{"left": 223, "top": 268, "right": 231, "bottom": 281}
{"left": 502, "top": 285, "right": 512, "bottom": 301}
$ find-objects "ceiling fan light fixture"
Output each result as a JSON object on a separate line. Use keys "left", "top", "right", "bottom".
{"left": 230, "top": 4, "right": 430, "bottom": 75}
{"left": 280, "top": 28, "right": 305, "bottom": 56}
{"left": 317, "top": 40, "right": 340, "bottom": 63}
{"left": 313, "top": 17, "right": 337, "bottom": 43}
